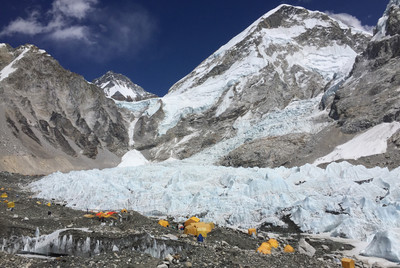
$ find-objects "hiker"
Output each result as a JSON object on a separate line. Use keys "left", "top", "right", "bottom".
{"left": 197, "top": 233, "right": 204, "bottom": 242}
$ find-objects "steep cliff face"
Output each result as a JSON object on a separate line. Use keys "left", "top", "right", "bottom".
{"left": 330, "top": 0, "right": 400, "bottom": 133}
{"left": 0, "top": 44, "right": 129, "bottom": 175}
{"left": 93, "top": 71, "right": 157, "bottom": 102}
{"left": 130, "top": 4, "right": 371, "bottom": 164}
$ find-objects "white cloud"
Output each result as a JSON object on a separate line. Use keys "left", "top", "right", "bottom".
{"left": 50, "top": 26, "right": 90, "bottom": 42}
{"left": 0, "top": 0, "right": 156, "bottom": 60}
{"left": 52, "top": 0, "right": 98, "bottom": 20}
{"left": 0, "top": 11, "right": 45, "bottom": 36}
{"left": 326, "top": 11, "right": 374, "bottom": 33}
{"left": 0, "top": 0, "right": 98, "bottom": 42}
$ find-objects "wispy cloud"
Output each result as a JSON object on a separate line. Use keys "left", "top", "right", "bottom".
{"left": 0, "top": 0, "right": 97, "bottom": 41}
{"left": 51, "top": 0, "right": 98, "bottom": 19}
{"left": 0, "top": 0, "right": 156, "bottom": 59}
{"left": 325, "top": 11, "right": 374, "bottom": 33}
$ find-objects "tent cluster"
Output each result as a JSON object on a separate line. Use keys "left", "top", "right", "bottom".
{"left": 1, "top": 190, "right": 15, "bottom": 209}
{"left": 83, "top": 209, "right": 127, "bottom": 220}
{"left": 157, "top": 216, "right": 215, "bottom": 239}
{"left": 257, "top": 238, "right": 294, "bottom": 255}
{"left": 183, "top": 217, "right": 215, "bottom": 238}
{"left": 36, "top": 201, "right": 51, "bottom": 207}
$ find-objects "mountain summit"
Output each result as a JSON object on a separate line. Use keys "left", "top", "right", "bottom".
{"left": 130, "top": 4, "right": 371, "bottom": 165}
{"left": 93, "top": 71, "right": 157, "bottom": 102}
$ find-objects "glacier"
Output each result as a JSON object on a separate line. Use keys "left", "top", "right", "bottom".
{"left": 30, "top": 159, "right": 400, "bottom": 263}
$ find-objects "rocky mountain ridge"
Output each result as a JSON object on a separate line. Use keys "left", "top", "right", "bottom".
{"left": 93, "top": 71, "right": 157, "bottom": 102}
{"left": 0, "top": 44, "right": 129, "bottom": 175}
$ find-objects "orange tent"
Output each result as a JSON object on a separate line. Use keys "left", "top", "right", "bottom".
{"left": 96, "top": 212, "right": 104, "bottom": 217}
{"left": 106, "top": 211, "right": 117, "bottom": 215}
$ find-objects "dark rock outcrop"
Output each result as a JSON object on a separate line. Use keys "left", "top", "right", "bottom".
{"left": 329, "top": 1, "right": 400, "bottom": 133}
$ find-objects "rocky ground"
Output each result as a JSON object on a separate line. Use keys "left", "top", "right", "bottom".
{"left": 0, "top": 171, "right": 393, "bottom": 268}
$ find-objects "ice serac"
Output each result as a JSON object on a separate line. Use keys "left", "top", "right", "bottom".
{"left": 93, "top": 71, "right": 157, "bottom": 102}
{"left": 131, "top": 4, "right": 370, "bottom": 166}
{"left": 0, "top": 44, "right": 129, "bottom": 175}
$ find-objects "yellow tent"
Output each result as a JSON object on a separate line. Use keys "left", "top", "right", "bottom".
{"left": 257, "top": 242, "right": 272, "bottom": 254}
{"left": 184, "top": 224, "right": 197, "bottom": 236}
{"left": 121, "top": 209, "right": 128, "bottom": 213}
{"left": 184, "top": 216, "right": 200, "bottom": 226}
{"left": 184, "top": 222, "right": 214, "bottom": 237}
{"left": 341, "top": 258, "right": 355, "bottom": 268}
{"left": 1, "top": 193, "right": 8, "bottom": 198}
{"left": 268, "top": 238, "right": 279, "bottom": 248}
{"left": 248, "top": 228, "right": 257, "bottom": 236}
{"left": 158, "top": 220, "right": 170, "bottom": 227}
{"left": 7, "top": 202, "right": 15, "bottom": 208}
{"left": 284, "top": 245, "right": 295, "bottom": 253}
{"left": 83, "top": 214, "right": 95, "bottom": 218}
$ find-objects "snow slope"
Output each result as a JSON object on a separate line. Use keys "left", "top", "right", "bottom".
{"left": 118, "top": 150, "right": 149, "bottom": 167}
{"left": 0, "top": 47, "right": 30, "bottom": 82}
{"left": 314, "top": 122, "right": 400, "bottom": 165}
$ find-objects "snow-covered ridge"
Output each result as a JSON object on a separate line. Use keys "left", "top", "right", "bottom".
{"left": 0, "top": 47, "right": 30, "bottom": 82}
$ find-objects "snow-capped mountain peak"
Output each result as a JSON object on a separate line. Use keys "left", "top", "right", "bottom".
{"left": 93, "top": 71, "right": 157, "bottom": 102}
{"left": 149, "top": 4, "right": 371, "bottom": 138}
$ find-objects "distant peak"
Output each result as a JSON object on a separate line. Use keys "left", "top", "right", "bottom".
{"left": 93, "top": 71, "right": 157, "bottom": 102}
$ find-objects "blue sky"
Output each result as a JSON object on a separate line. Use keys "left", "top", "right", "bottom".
{"left": 0, "top": 0, "right": 388, "bottom": 96}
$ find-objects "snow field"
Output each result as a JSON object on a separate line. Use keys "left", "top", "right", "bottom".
{"left": 30, "top": 161, "right": 400, "bottom": 261}
{"left": 314, "top": 122, "right": 400, "bottom": 165}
